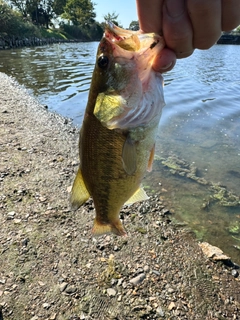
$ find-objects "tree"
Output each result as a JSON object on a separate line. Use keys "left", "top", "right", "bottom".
{"left": 103, "top": 11, "right": 120, "bottom": 26}
{"left": 62, "top": 0, "right": 96, "bottom": 26}
{"left": 52, "top": 0, "right": 66, "bottom": 15}
{"left": 129, "top": 20, "right": 139, "bottom": 31}
{"left": 0, "top": 0, "right": 41, "bottom": 37}
{"left": 8, "top": 0, "right": 54, "bottom": 28}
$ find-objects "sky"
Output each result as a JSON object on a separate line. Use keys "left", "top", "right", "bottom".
{"left": 95, "top": 0, "right": 138, "bottom": 28}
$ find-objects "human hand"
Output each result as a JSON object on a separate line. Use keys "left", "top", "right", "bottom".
{"left": 136, "top": 0, "right": 240, "bottom": 73}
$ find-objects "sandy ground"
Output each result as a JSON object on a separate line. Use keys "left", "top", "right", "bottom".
{"left": 0, "top": 72, "right": 240, "bottom": 320}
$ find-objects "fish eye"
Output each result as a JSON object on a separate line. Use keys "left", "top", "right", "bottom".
{"left": 97, "top": 55, "right": 109, "bottom": 69}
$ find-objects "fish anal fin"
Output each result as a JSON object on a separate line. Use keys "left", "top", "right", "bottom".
{"left": 147, "top": 144, "right": 155, "bottom": 172}
{"left": 125, "top": 187, "right": 149, "bottom": 205}
{"left": 70, "top": 168, "right": 90, "bottom": 210}
{"left": 122, "top": 136, "right": 137, "bottom": 175}
{"left": 92, "top": 218, "right": 127, "bottom": 237}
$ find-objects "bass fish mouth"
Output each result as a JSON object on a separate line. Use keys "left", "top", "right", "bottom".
{"left": 94, "top": 22, "right": 165, "bottom": 131}
{"left": 104, "top": 21, "right": 164, "bottom": 59}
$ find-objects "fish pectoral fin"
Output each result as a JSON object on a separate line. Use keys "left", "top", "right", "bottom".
{"left": 122, "top": 136, "right": 137, "bottom": 175}
{"left": 70, "top": 168, "right": 90, "bottom": 210}
{"left": 92, "top": 218, "right": 127, "bottom": 237}
{"left": 124, "top": 187, "right": 149, "bottom": 205}
{"left": 147, "top": 143, "right": 155, "bottom": 172}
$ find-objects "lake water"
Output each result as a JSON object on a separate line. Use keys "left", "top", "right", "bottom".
{"left": 1, "top": 43, "right": 240, "bottom": 263}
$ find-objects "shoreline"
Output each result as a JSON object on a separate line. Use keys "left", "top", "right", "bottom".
{"left": 0, "top": 37, "right": 97, "bottom": 50}
{"left": 0, "top": 72, "right": 239, "bottom": 319}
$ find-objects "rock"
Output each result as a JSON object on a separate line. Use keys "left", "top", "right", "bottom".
{"left": 152, "top": 270, "right": 160, "bottom": 276}
{"left": 7, "top": 211, "right": 15, "bottom": 219}
{"left": 43, "top": 302, "right": 50, "bottom": 309}
{"left": 130, "top": 273, "right": 146, "bottom": 286}
{"left": 59, "top": 282, "right": 68, "bottom": 292}
{"left": 199, "top": 242, "right": 230, "bottom": 261}
{"left": 143, "top": 265, "right": 150, "bottom": 273}
{"left": 65, "top": 285, "right": 77, "bottom": 294}
{"left": 13, "top": 218, "right": 22, "bottom": 224}
{"left": 168, "top": 302, "right": 176, "bottom": 310}
{"left": 156, "top": 306, "right": 165, "bottom": 317}
{"left": 107, "top": 288, "right": 116, "bottom": 297}
{"left": 231, "top": 269, "right": 239, "bottom": 278}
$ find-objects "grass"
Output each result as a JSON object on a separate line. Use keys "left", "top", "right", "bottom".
{"left": 39, "top": 27, "right": 69, "bottom": 40}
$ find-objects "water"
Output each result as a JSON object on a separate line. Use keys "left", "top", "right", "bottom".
{"left": 1, "top": 43, "right": 240, "bottom": 263}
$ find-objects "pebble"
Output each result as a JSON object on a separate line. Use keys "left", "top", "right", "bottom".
{"left": 59, "top": 282, "right": 68, "bottom": 292}
{"left": 168, "top": 302, "right": 176, "bottom": 310}
{"left": 42, "top": 302, "right": 50, "bottom": 309}
{"left": 152, "top": 270, "right": 160, "bottom": 276}
{"left": 130, "top": 273, "right": 146, "bottom": 286}
{"left": 231, "top": 269, "right": 239, "bottom": 278}
{"left": 65, "top": 285, "right": 77, "bottom": 294}
{"left": 7, "top": 211, "right": 15, "bottom": 219}
{"left": 156, "top": 306, "right": 165, "bottom": 317}
{"left": 143, "top": 265, "right": 150, "bottom": 273}
{"left": 13, "top": 219, "right": 22, "bottom": 224}
{"left": 107, "top": 288, "right": 116, "bottom": 297}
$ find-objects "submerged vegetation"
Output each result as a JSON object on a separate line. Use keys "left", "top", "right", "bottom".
{"left": 155, "top": 153, "right": 240, "bottom": 208}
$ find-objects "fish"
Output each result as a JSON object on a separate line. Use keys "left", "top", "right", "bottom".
{"left": 70, "top": 23, "right": 165, "bottom": 236}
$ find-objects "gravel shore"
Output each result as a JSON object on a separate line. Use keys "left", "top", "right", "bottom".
{"left": 0, "top": 72, "right": 240, "bottom": 320}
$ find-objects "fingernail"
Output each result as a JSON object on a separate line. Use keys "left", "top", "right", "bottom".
{"left": 165, "top": 0, "right": 185, "bottom": 18}
{"left": 153, "top": 61, "right": 174, "bottom": 73}
{"left": 160, "top": 62, "right": 173, "bottom": 70}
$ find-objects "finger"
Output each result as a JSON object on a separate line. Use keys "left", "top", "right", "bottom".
{"left": 187, "top": 0, "right": 222, "bottom": 49}
{"left": 162, "top": 0, "right": 194, "bottom": 59}
{"left": 222, "top": 0, "right": 240, "bottom": 31}
{"left": 152, "top": 48, "right": 176, "bottom": 73}
{"left": 136, "top": 0, "right": 164, "bottom": 34}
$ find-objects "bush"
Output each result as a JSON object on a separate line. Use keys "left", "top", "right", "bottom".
{"left": 0, "top": 0, "right": 41, "bottom": 38}
{"left": 60, "top": 22, "right": 103, "bottom": 40}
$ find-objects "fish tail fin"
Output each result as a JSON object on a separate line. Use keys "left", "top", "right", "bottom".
{"left": 70, "top": 168, "right": 90, "bottom": 210}
{"left": 92, "top": 218, "right": 127, "bottom": 237}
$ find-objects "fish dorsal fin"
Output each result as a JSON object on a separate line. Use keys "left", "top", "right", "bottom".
{"left": 70, "top": 168, "right": 90, "bottom": 210}
{"left": 122, "top": 136, "right": 137, "bottom": 175}
{"left": 125, "top": 187, "right": 149, "bottom": 205}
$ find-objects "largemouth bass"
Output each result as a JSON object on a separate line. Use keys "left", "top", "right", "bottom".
{"left": 71, "top": 23, "right": 165, "bottom": 236}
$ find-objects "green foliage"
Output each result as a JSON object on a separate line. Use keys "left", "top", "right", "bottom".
{"left": 39, "top": 27, "right": 67, "bottom": 39}
{"left": 62, "top": 0, "right": 96, "bottom": 26}
{"left": 103, "top": 11, "right": 120, "bottom": 26}
{"left": 9, "top": 0, "right": 54, "bottom": 28}
{"left": 129, "top": 20, "right": 139, "bottom": 31}
{"left": 0, "top": 0, "right": 41, "bottom": 37}
{"left": 60, "top": 21, "right": 103, "bottom": 40}
{"left": 52, "top": 0, "right": 67, "bottom": 15}
{"left": 0, "top": 0, "right": 105, "bottom": 40}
